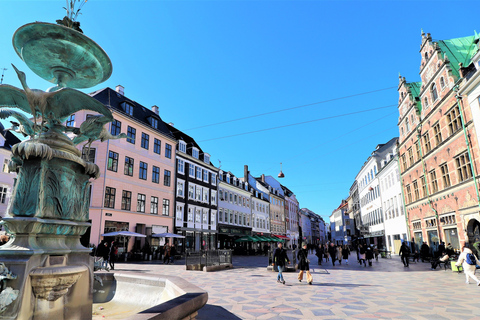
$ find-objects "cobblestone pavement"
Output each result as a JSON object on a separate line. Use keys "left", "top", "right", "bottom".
{"left": 111, "top": 252, "right": 480, "bottom": 319}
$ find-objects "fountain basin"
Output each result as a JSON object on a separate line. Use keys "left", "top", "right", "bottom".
{"left": 93, "top": 272, "right": 208, "bottom": 320}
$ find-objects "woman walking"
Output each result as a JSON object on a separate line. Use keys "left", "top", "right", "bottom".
{"left": 337, "top": 245, "right": 343, "bottom": 265}
{"left": 342, "top": 245, "right": 350, "bottom": 265}
{"left": 297, "top": 242, "right": 313, "bottom": 285}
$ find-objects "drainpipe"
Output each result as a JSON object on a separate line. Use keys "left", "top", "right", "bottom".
{"left": 415, "top": 120, "right": 442, "bottom": 243}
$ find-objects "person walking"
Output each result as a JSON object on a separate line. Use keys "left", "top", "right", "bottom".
{"left": 297, "top": 243, "right": 313, "bottom": 285}
{"left": 163, "top": 244, "right": 171, "bottom": 264}
{"left": 324, "top": 244, "right": 329, "bottom": 263}
{"left": 373, "top": 246, "right": 379, "bottom": 262}
{"left": 272, "top": 242, "right": 290, "bottom": 284}
{"left": 328, "top": 243, "right": 337, "bottom": 266}
{"left": 455, "top": 243, "right": 480, "bottom": 285}
{"left": 342, "top": 245, "right": 350, "bottom": 265}
{"left": 108, "top": 241, "right": 117, "bottom": 270}
{"left": 337, "top": 245, "right": 343, "bottom": 265}
{"left": 358, "top": 244, "right": 366, "bottom": 266}
{"left": 399, "top": 241, "right": 411, "bottom": 267}
{"left": 315, "top": 244, "right": 324, "bottom": 265}
{"left": 366, "top": 245, "right": 374, "bottom": 266}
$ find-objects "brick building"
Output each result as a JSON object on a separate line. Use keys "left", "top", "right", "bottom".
{"left": 398, "top": 31, "right": 480, "bottom": 254}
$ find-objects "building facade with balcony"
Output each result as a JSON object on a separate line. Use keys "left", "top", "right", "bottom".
{"left": 398, "top": 32, "right": 480, "bottom": 255}
{"left": 282, "top": 185, "right": 300, "bottom": 248}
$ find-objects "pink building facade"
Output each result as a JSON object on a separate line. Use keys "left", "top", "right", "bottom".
{"left": 70, "top": 86, "right": 177, "bottom": 254}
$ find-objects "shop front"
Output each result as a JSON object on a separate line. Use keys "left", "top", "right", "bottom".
{"left": 218, "top": 225, "right": 251, "bottom": 252}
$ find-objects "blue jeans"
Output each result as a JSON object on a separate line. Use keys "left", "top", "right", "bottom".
{"left": 277, "top": 265, "right": 285, "bottom": 281}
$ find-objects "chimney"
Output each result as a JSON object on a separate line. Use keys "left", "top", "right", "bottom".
{"left": 151, "top": 105, "right": 159, "bottom": 115}
{"left": 261, "top": 174, "right": 265, "bottom": 183}
{"left": 116, "top": 85, "right": 124, "bottom": 95}
{"left": 244, "top": 165, "right": 249, "bottom": 180}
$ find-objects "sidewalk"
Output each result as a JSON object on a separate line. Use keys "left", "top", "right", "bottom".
{"left": 111, "top": 252, "right": 480, "bottom": 319}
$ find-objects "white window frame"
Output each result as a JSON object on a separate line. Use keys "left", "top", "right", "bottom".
{"left": 204, "top": 153, "right": 210, "bottom": 164}
{"left": 178, "top": 159, "right": 185, "bottom": 174}
{"left": 192, "top": 147, "right": 199, "bottom": 159}
{"left": 177, "top": 180, "right": 185, "bottom": 198}
{"left": 189, "top": 163, "right": 195, "bottom": 178}
{"left": 176, "top": 204, "right": 184, "bottom": 221}
{"left": 179, "top": 140, "right": 187, "bottom": 153}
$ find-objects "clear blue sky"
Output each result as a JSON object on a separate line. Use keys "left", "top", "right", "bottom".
{"left": 1, "top": 0, "right": 479, "bottom": 221}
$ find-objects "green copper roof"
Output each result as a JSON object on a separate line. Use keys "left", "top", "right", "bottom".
{"left": 437, "top": 34, "right": 479, "bottom": 77}
{"left": 406, "top": 81, "right": 423, "bottom": 114}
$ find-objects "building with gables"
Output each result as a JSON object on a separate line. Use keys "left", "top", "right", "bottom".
{"left": 398, "top": 31, "right": 480, "bottom": 254}
{"left": 0, "top": 124, "right": 20, "bottom": 226}
{"left": 282, "top": 184, "right": 300, "bottom": 248}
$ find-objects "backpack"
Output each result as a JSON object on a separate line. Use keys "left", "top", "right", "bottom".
{"left": 466, "top": 253, "right": 476, "bottom": 265}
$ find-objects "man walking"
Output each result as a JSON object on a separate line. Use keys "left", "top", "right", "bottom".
{"left": 399, "top": 241, "right": 411, "bottom": 267}
{"left": 272, "top": 242, "right": 290, "bottom": 284}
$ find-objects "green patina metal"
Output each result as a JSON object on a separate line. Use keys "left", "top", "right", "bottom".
{"left": 406, "top": 81, "right": 423, "bottom": 114}
{"left": 437, "top": 34, "right": 480, "bottom": 77}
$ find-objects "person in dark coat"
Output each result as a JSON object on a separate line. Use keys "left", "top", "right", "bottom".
{"left": 342, "top": 245, "right": 350, "bottom": 265}
{"left": 399, "top": 241, "right": 411, "bottom": 267}
{"left": 272, "top": 242, "right": 290, "bottom": 284}
{"left": 366, "top": 245, "right": 374, "bottom": 266}
{"left": 328, "top": 243, "right": 337, "bottom": 266}
{"left": 108, "top": 241, "right": 117, "bottom": 270}
{"left": 315, "top": 244, "right": 324, "bottom": 265}
{"left": 420, "top": 242, "right": 430, "bottom": 262}
{"left": 297, "top": 242, "right": 313, "bottom": 284}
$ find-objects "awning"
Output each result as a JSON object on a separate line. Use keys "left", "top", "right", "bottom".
{"left": 235, "top": 236, "right": 259, "bottom": 242}
{"left": 273, "top": 235, "right": 290, "bottom": 240}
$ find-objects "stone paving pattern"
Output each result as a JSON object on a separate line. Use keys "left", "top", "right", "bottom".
{"left": 111, "top": 252, "right": 480, "bottom": 319}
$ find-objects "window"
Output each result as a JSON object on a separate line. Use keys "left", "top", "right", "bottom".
{"left": 127, "top": 126, "right": 136, "bottom": 144}
{"left": 179, "top": 141, "right": 186, "bottom": 153}
{"left": 124, "top": 156, "right": 134, "bottom": 176}
{"left": 151, "top": 196, "right": 158, "bottom": 214}
{"left": 177, "top": 181, "right": 184, "bottom": 197}
{"left": 406, "top": 118, "right": 410, "bottom": 132}
{"left": 111, "top": 119, "right": 121, "bottom": 136}
{"left": 141, "top": 133, "right": 149, "bottom": 149}
{"left": 440, "top": 77, "right": 445, "bottom": 89}
{"left": 151, "top": 118, "right": 158, "bottom": 129}
{"left": 455, "top": 152, "right": 472, "bottom": 182}
{"left": 433, "top": 123, "right": 442, "bottom": 146}
{"left": 107, "top": 151, "right": 118, "bottom": 172}
{"left": 122, "top": 102, "right": 134, "bottom": 116}
{"left": 413, "top": 180, "right": 419, "bottom": 201}
{"left": 203, "top": 187, "right": 209, "bottom": 203}
{"left": 192, "top": 148, "right": 199, "bottom": 159}
{"left": 66, "top": 114, "right": 75, "bottom": 126}
{"left": 121, "top": 190, "right": 131, "bottom": 210}
{"left": 196, "top": 167, "right": 202, "bottom": 179}
{"left": 211, "top": 174, "right": 217, "bottom": 186}
{"left": 408, "top": 148, "right": 414, "bottom": 165}
{"left": 152, "top": 166, "right": 160, "bottom": 183}
{"left": 431, "top": 83, "right": 438, "bottom": 101}
{"left": 176, "top": 205, "right": 184, "bottom": 221}
{"left": 82, "top": 147, "right": 96, "bottom": 163}
{"left": 189, "top": 164, "right": 195, "bottom": 177}
{"left": 164, "top": 170, "right": 171, "bottom": 186}
{"left": 416, "top": 141, "right": 421, "bottom": 159}
{"left": 447, "top": 106, "right": 461, "bottom": 135}
{"left": 154, "top": 139, "right": 161, "bottom": 154}
{"left": 211, "top": 190, "right": 217, "bottom": 205}
{"left": 203, "top": 169, "right": 209, "bottom": 182}
{"left": 165, "top": 144, "right": 172, "bottom": 159}
{"left": 188, "top": 208, "right": 194, "bottom": 222}
{"left": 104, "top": 187, "right": 116, "bottom": 208}
{"left": 424, "top": 97, "right": 428, "bottom": 108}
{"left": 420, "top": 176, "right": 427, "bottom": 197}
{"left": 178, "top": 159, "right": 185, "bottom": 174}
{"left": 188, "top": 185, "right": 194, "bottom": 199}
{"left": 137, "top": 193, "right": 146, "bottom": 212}
{"left": 196, "top": 187, "right": 202, "bottom": 201}
{"left": 430, "top": 170, "right": 438, "bottom": 193}
{"left": 204, "top": 153, "right": 210, "bottom": 164}
{"left": 0, "top": 187, "right": 7, "bottom": 204}
{"left": 439, "top": 163, "right": 451, "bottom": 189}
{"left": 162, "top": 199, "right": 170, "bottom": 216}
{"left": 401, "top": 154, "right": 407, "bottom": 171}
{"left": 139, "top": 162, "right": 148, "bottom": 180}
{"left": 406, "top": 185, "right": 412, "bottom": 204}
{"left": 423, "top": 132, "right": 431, "bottom": 153}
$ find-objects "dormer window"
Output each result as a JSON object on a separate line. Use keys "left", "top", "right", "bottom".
{"left": 226, "top": 175, "right": 230, "bottom": 183}
{"left": 150, "top": 117, "right": 159, "bottom": 129}
{"left": 204, "top": 153, "right": 210, "bottom": 164}
{"left": 192, "top": 147, "right": 199, "bottom": 159}
{"left": 121, "top": 102, "right": 134, "bottom": 116}
{"left": 179, "top": 140, "right": 187, "bottom": 153}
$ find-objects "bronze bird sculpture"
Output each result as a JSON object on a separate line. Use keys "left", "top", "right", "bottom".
{"left": 72, "top": 115, "right": 127, "bottom": 155}
{"left": 0, "top": 109, "right": 37, "bottom": 139}
{"left": 0, "top": 64, "right": 113, "bottom": 131}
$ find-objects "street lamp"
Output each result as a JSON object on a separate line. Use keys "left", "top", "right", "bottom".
{"left": 278, "top": 162, "right": 285, "bottom": 178}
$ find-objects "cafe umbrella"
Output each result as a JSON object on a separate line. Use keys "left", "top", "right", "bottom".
{"left": 101, "top": 230, "right": 146, "bottom": 261}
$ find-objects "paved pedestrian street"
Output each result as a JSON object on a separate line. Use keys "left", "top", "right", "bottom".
{"left": 111, "top": 252, "right": 480, "bottom": 319}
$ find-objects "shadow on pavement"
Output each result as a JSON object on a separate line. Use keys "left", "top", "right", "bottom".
{"left": 197, "top": 304, "right": 242, "bottom": 320}
{"left": 314, "top": 283, "right": 377, "bottom": 287}
{"left": 111, "top": 269, "right": 148, "bottom": 273}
